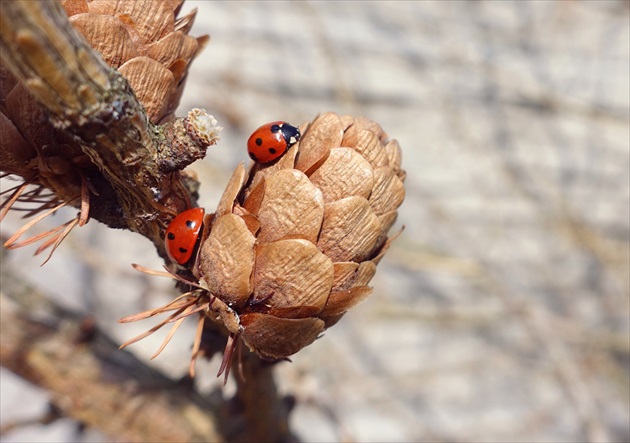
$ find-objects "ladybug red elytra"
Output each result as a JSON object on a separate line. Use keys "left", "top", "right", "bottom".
{"left": 164, "top": 207, "right": 205, "bottom": 266}
{"left": 247, "top": 121, "right": 301, "bottom": 164}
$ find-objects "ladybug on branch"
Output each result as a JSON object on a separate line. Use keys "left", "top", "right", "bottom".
{"left": 164, "top": 207, "right": 205, "bottom": 266}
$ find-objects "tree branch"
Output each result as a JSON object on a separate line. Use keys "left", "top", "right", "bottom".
{"left": 0, "top": 0, "right": 216, "bottom": 256}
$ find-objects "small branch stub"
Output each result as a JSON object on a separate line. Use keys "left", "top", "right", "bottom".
{"left": 186, "top": 108, "right": 223, "bottom": 148}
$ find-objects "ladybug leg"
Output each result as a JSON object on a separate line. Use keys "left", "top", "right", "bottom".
{"left": 247, "top": 291, "right": 274, "bottom": 307}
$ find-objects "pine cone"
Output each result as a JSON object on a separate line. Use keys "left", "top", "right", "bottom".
{"left": 120, "top": 112, "right": 404, "bottom": 377}
{"left": 63, "top": 0, "right": 207, "bottom": 124}
{"left": 1, "top": 0, "right": 205, "bottom": 175}
{"left": 202, "top": 112, "right": 405, "bottom": 360}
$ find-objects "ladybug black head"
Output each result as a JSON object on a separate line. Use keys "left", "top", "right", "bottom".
{"left": 280, "top": 123, "right": 301, "bottom": 147}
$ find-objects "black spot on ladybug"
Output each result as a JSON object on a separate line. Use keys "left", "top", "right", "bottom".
{"left": 167, "top": 232, "right": 175, "bottom": 240}
{"left": 255, "top": 137, "right": 263, "bottom": 146}
{"left": 185, "top": 220, "right": 196, "bottom": 229}
{"left": 249, "top": 151, "right": 258, "bottom": 161}
{"left": 270, "top": 124, "right": 281, "bottom": 133}
{"left": 179, "top": 247, "right": 188, "bottom": 254}
{"left": 269, "top": 148, "right": 277, "bottom": 154}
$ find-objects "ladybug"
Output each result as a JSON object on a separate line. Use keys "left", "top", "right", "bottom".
{"left": 164, "top": 207, "right": 205, "bottom": 266}
{"left": 247, "top": 121, "right": 301, "bottom": 164}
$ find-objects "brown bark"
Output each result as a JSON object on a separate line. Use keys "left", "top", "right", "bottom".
{"left": 0, "top": 0, "right": 210, "bottom": 257}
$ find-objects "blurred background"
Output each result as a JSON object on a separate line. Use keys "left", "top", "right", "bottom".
{"left": 1, "top": 1, "right": 629, "bottom": 441}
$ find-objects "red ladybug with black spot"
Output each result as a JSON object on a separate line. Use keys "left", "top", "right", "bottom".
{"left": 164, "top": 207, "right": 205, "bottom": 266}
{"left": 247, "top": 121, "right": 301, "bottom": 164}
